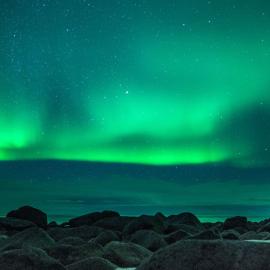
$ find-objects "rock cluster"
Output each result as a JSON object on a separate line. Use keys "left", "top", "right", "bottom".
{"left": 1, "top": 206, "right": 270, "bottom": 269}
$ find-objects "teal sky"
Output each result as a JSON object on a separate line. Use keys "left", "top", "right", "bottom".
{"left": 0, "top": 0, "right": 270, "bottom": 166}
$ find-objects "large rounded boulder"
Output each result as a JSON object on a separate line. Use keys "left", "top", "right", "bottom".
{"left": 223, "top": 216, "right": 247, "bottom": 230}
{"left": 164, "top": 229, "right": 191, "bottom": 244}
{"left": 46, "top": 242, "right": 104, "bottom": 265}
{"left": 0, "top": 227, "right": 55, "bottom": 252}
{"left": 69, "top": 211, "right": 120, "bottom": 227}
{"left": 93, "top": 230, "right": 120, "bottom": 246}
{"left": 47, "top": 225, "right": 104, "bottom": 241}
{"left": 186, "top": 229, "right": 221, "bottom": 240}
{"left": 93, "top": 216, "right": 135, "bottom": 231}
{"left": 129, "top": 229, "right": 167, "bottom": 251}
{"left": 103, "top": 241, "right": 152, "bottom": 267}
{"left": 57, "top": 237, "right": 86, "bottom": 246}
{"left": 66, "top": 257, "right": 117, "bottom": 270}
{"left": 258, "top": 222, "right": 270, "bottom": 233}
{"left": 167, "top": 212, "right": 201, "bottom": 227}
{"left": 0, "top": 247, "right": 65, "bottom": 270}
{"left": 240, "top": 231, "right": 270, "bottom": 240}
{"left": 7, "top": 206, "right": 47, "bottom": 228}
{"left": 0, "top": 217, "right": 35, "bottom": 232}
{"left": 137, "top": 240, "right": 270, "bottom": 270}
{"left": 123, "top": 215, "right": 165, "bottom": 236}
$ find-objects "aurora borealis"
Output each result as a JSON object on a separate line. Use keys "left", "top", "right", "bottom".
{"left": 1, "top": 0, "right": 269, "bottom": 166}
{"left": 0, "top": 1, "right": 270, "bottom": 219}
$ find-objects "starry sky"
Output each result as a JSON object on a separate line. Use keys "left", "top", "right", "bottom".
{"left": 0, "top": 1, "right": 270, "bottom": 219}
{"left": 0, "top": 0, "right": 269, "bottom": 166}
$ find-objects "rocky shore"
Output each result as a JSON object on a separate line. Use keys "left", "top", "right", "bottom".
{"left": 1, "top": 206, "right": 270, "bottom": 269}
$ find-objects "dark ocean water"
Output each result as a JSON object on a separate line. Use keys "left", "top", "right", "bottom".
{"left": 0, "top": 160, "right": 270, "bottom": 223}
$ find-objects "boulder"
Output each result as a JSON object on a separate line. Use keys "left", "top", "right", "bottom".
{"left": 58, "top": 237, "right": 86, "bottom": 246}
{"left": 69, "top": 211, "right": 120, "bottom": 227}
{"left": 48, "top": 221, "right": 58, "bottom": 228}
{"left": 164, "top": 223, "right": 201, "bottom": 234}
{"left": 203, "top": 222, "right": 223, "bottom": 232}
{"left": 47, "top": 242, "right": 104, "bottom": 265}
{"left": 137, "top": 240, "right": 270, "bottom": 270}
{"left": 0, "top": 227, "right": 55, "bottom": 252}
{"left": 0, "top": 234, "right": 8, "bottom": 247}
{"left": 167, "top": 212, "right": 201, "bottom": 227}
{"left": 123, "top": 215, "right": 165, "bottom": 236}
{"left": 232, "top": 226, "right": 248, "bottom": 234}
{"left": 258, "top": 222, "right": 270, "bottom": 233}
{"left": 240, "top": 231, "right": 270, "bottom": 240}
{"left": 155, "top": 212, "right": 166, "bottom": 221}
{"left": 0, "top": 217, "right": 35, "bottom": 232}
{"left": 221, "top": 230, "right": 240, "bottom": 240}
{"left": 66, "top": 257, "right": 117, "bottom": 270}
{"left": 93, "top": 230, "right": 120, "bottom": 246}
{"left": 203, "top": 222, "right": 222, "bottom": 230}
{"left": 187, "top": 229, "right": 221, "bottom": 240}
{"left": 164, "top": 229, "right": 191, "bottom": 244}
{"left": 246, "top": 221, "right": 260, "bottom": 231}
{"left": 223, "top": 216, "right": 247, "bottom": 230}
{"left": 103, "top": 241, "right": 152, "bottom": 267}
{"left": 0, "top": 247, "right": 65, "bottom": 270}
{"left": 7, "top": 206, "right": 47, "bottom": 228}
{"left": 93, "top": 216, "right": 135, "bottom": 231}
{"left": 47, "top": 225, "right": 104, "bottom": 241}
{"left": 129, "top": 230, "right": 167, "bottom": 251}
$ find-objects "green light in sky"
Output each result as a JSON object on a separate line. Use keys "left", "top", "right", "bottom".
{"left": 0, "top": 0, "right": 269, "bottom": 166}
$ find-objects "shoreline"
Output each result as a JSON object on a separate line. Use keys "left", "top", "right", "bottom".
{"left": 2, "top": 206, "right": 270, "bottom": 269}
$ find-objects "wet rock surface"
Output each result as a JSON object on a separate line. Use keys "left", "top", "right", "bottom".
{"left": 137, "top": 240, "right": 270, "bottom": 270}
{"left": 2, "top": 207, "right": 270, "bottom": 269}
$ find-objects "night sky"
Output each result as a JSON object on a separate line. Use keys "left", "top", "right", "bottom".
{"left": 0, "top": 1, "right": 270, "bottom": 220}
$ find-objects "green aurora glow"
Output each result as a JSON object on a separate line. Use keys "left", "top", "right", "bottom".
{"left": 0, "top": 0, "right": 270, "bottom": 166}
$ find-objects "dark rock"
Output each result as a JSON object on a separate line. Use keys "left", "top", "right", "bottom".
{"left": 58, "top": 237, "right": 86, "bottom": 246}
{"left": 164, "top": 229, "right": 191, "bottom": 244}
{"left": 7, "top": 206, "right": 47, "bottom": 228}
{"left": 69, "top": 211, "right": 120, "bottom": 227}
{"left": 223, "top": 216, "right": 247, "bottom": 230}
{"left": 187, "top": 229, "right": 221, "bottom": 240}
{"left": 123, "top": 215, "right": 165, "bottom": 236}
{"left": 232, "top": 226, "right": 248, "bottom": 234}
{"left": 259, "top": 218, "right": 270, "bottom": 226}
{"left": 203, "top": 222, "right": 219, "bottom": 229}
{"left": 203, "top": 222, "right": 223, "bottom": 232}
{"left": 66, "top": 257, "right": 117, "bottom": 270}
{"left": 240, "top": 231, "right": 270, "bottom": 240}
{"left": 0, "top": 227, "right": 55, "bottom": 252}
{"left": 60, "top": 222, "right": 70, "bottom": 228}
{"left": 103, "top": 241, "right": 152, "bottom": 267}
{"left": 93, "top": 230, "right": 120, "bottom": 246}
{"left": 93, "top": 216, "right": 135, "bottom": 231}
{"left": 0, "top": 217, "right": 35, "bottom": 232}
{"left": 48, "top": 225, "right": 104, "bottom": 241}
{"left": 164, "top": 223, "right": 201, "bottom": 234}
{"left": 0, "top": 247, "right": 65, "bottom": 270}
{"left": 258, "top": 222, "right": 270, "bottom": 233}
{"left": 246, "top": 221, "right": 260, "bottom": 231}
{"left": 221, "top": 230, "right": 240, "bottom": 240}
{"left": 129, "top": 229, "right": 167, "bottom": 251}
{"left": 48, "top": 221, "right": 58, "bottom": 227}
{"left": 155, "top": 212, "right": 166, "bottom": 221}
{"left": 0, "top": 234, "right": 8, "bottom": 247}
{"left": 47, "top": 242, "right": 104, "bottom": 265}
{"left": 137, "top": 240, "right": 270, "bottom": 270}
{"left": 167, "top": 212, "right": 201, "bottom": 227}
